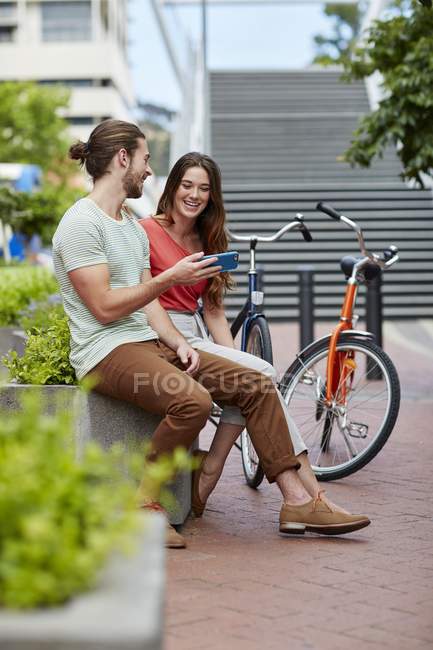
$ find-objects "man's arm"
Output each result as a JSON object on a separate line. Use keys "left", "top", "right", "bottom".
{"left": 68, "top": 252, "right": 220, "bottom": 325}
{"left": 142, "top": 270, "right": 201, "bottom": 374}
{"left": 143, "top": 299, "right": 185, "bottom": 351}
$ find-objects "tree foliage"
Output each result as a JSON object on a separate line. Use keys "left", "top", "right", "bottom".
{"left": 0, "top": 82, "right": 71, "bottom": 175}
{"left": 313, "top": 2, "right": 365, "bottom": 65}
{"left": 342, "top": 0, "right": 433, "bottom": 186}
{"left": 0, "top": 183, "right": 83, "bottom": 246}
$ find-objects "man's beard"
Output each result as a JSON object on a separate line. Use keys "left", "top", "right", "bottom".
{"left": 123, "top": 167, "right": 144, "bottom": 199}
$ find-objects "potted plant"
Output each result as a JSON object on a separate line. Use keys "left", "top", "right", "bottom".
{"left": 0, "top": 389, "right": 191, "bottom": 649}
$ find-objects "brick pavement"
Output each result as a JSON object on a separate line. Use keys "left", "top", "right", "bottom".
{"left": 164, "top": 320, "right": 433, "bottom": 650}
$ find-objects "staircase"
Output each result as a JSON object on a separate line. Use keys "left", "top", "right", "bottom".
{"left": 210, "top": 70, "right": 433, "bottom": 320}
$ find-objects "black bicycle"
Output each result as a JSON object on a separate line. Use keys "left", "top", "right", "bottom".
{"left": 224, "top": 214, "right": 313, "bottom": 487}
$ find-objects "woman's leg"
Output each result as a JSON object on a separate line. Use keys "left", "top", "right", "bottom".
{"left": 199, "top": 421, "right": 243, "bottom": 503}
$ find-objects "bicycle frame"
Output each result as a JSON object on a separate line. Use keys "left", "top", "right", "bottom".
{"left": 316, "top": 202, "right": 399, "bottom": 406}
{"left": 326, "top": 279, "right": 357, "bottom": 403}
{"left": 230, "top": 238, "right": 264, "bottom": 352}
{"left": 229, "top": 214, "right": 312, "bottom": 351}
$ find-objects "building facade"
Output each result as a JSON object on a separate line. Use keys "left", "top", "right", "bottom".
{"left": 0, "top": 0, "right": 135, "bottom": 140}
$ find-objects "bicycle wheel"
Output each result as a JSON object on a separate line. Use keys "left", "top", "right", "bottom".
{"left": 280, "top": 335, "right": 400, "bottom": 481}
{"left": 240, "top": 316, "right": 271, "bottom": 489}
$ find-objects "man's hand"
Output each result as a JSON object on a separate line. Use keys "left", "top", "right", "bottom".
{"left": 169, "top": 252, "right": 222, "bottom": 286}
{"left": 176, "top": 342, "right": 200, "bottom": 375}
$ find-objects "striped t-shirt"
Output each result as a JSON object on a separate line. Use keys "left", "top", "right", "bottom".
{"left": 52, "top": 197, "right": 158, "bottom": 379}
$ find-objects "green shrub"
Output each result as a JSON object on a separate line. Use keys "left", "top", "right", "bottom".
{"left": 0, "top": 266, "right": 58, "bottom": 327}
{"left": 4, "top": 308, "right": 76, "bottom": 385}
{"left": 0, "top": 391, "right": 138, "bottom": 608}
{"left": 17, "top": 300, "right": 64, "bottom": 333}
{"left": 0, "top": 390, "right": 193, "bottom": 609}
{"left": 0, "top": 184, "right": 83, "bottom": 247}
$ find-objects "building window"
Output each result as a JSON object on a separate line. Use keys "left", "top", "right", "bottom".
{"left": 0, "top": 2, "right": 16, "bottom": 18}
{"left": 0, "top": 25, "right": 15, "bottom": 42}
{"left": 66, "top": 116, "right": 95, "bottom": 125}
{"left": 38, "top": 78, "right": 94, "bottom": 87}
{"left": 41, "top": 1, "right": 91, "bottom": 42}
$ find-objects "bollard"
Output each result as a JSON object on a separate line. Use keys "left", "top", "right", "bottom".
{"left": 298, "top": 265, "right": 314, "bottom": 351}
{"left": 366, "top": 275, "right": 383, "bottom": 380}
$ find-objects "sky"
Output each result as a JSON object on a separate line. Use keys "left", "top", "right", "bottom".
{"left": 128, "top": 0, "right": 332, "bottom": 112}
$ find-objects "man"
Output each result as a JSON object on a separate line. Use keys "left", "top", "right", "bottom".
{"left": 53, "top": 119, "right": 370, "bottom": 548}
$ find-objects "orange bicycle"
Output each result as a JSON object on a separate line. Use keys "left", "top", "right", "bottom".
{"left": 278, "top": 202, "right": 401, "bottom": 481}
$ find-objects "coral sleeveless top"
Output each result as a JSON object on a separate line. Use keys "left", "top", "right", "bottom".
{"left": 139, "top": 217, "right": 208, "bottom": 312}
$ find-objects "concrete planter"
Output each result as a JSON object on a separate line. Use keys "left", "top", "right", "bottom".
{"left": 0, "top": 384, "right": 192, "bottom": 525}
{"left": 11, "top": 329, "right": 27, "bottom": 357}
{"left": 0, "top": 514, "right": 166, "bottom": 650}
{"left": 0, "top": 327, "right": 25, "bottom": 363}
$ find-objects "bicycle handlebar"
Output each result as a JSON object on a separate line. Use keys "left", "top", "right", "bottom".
{"left": 229, "top": 214, "right": 313, "bottom": 244}
{"left": 316, "top": 202, "right": 399, "bottom": 270}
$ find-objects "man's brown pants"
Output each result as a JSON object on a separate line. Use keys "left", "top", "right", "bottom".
{"left": 89, "top": 340, "right": 300, "bottom": 483}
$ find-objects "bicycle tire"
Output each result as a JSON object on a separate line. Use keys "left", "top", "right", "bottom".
{"left": 279, "top": 335, "right": 400, "bottom": 481}
{"left": 240, "top": 316, "right": 272, "bottom": 489}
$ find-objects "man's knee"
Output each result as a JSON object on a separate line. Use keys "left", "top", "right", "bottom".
{"left": 239, "top": 369, "right": 275, "bottom": 397}
{"left": 169, "top": 384, "right": 213, "bottom": 423}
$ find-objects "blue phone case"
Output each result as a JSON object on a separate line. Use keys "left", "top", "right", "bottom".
{"left": 202, "top": 251, "right": 239, "bottom": 272}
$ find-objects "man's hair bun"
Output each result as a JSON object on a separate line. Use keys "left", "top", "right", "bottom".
{"left": 69, "top": 141, "right": 88, "bottom": 163}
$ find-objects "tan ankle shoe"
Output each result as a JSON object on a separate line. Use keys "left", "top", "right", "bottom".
{"left": 141, "top": 502, "right": 186, "bottom": 549}
{"left": 279, "top": 491, "right": 370, "bottom": 536}
{"left": 191, "top": 449, "right": 208, "bottom": 518}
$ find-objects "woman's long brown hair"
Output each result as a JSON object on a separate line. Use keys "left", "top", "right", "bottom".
{"left": 156, "top": 152, "right": 234, "bottom": 309}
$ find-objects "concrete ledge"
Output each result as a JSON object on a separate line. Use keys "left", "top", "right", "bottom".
{"left": 0, "top": 513, "right": 165, "bottom": 650}
{"left": 0, "top": 385, "right": 192, "bottom": 525}
{"left": 0, "top": 327, "right": 24, "bottom": 362}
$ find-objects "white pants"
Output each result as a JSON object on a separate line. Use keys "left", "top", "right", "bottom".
{"left": 167, "top": 310, "right": 307, "bottom": 456}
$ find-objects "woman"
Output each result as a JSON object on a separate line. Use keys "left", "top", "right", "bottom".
{"left": 139, "top": 152, "right": 350, "bottom": 518}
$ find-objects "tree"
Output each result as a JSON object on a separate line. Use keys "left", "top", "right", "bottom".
{"left": 0, "top": 184, "right": 83, "bottom": 246}
{"left": 313, "top": 2, "right": 365, "bottom": 65}
{"left": 342, "top": 0, "right": 433, "bottom": 187}
{"left": 0, "top": 82, "right": 71, "bottom": 175}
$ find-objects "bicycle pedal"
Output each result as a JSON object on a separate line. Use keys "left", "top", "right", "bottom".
{"left": 348, "top": 422, "right": 368, "bottom": 439}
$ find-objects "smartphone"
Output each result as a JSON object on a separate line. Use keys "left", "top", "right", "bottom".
{"left": 201, "top": 251, "right": 239, "bottom": 272}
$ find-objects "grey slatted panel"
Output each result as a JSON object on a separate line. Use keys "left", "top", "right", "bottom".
{"left": 210, "top": 70, "right": 433, "bottom": 320}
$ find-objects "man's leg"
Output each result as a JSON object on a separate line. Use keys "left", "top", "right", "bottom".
{"left": 89, "top": 340, "right": 213, "bottom": 459}
{"left": 88, "top": 340, "right": 214, "bottom": 549}
{"left": 159, "top": 342, "right": 306, "bottom": 486}
{"left": 159, "top": 343, "right": 370, "bottom": 535}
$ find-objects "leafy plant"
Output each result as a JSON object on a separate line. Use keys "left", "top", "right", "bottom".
{"left": 0, "top": 184, "right": 83, "bottom": 246}
{"left": 0, "top": 390, "right": 192, "bottom": 609}
{"left": 342, "top": 0, "right": 433, "bottom": 186}
{"left": 0, "top": 81, "right": 71, "bottom": 177}
{"left": 0, "top": 266, "right": 58, "bottom": 327}
{"left": 17, "top": 299, "right": 64, "bottom": 333}
{"left": 4, "top": 308, "right": 76, "bottom": 385}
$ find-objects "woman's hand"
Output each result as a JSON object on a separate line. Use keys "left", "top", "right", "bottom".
{"left": 176, "top": 341, "right": 200, "bottom": 374}
{"left": 169, "top": 252, "right": 222, "bottom": 286}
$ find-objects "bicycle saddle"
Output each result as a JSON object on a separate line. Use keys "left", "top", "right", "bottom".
{"left": 340, "top": 256, "right": 381, "bottom": 282}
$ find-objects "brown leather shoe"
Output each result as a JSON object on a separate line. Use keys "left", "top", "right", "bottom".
{"left": 141, "top": 502, "right": 186, "bottom": 549}
{"left": 191, "top": 449, "right": 208, "bottom": 518}
{"left": 279, "top": 492, "right": 370, "bottom": 536}
{"left": 165, "top": 522, "right": 186, "bottom": 549}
